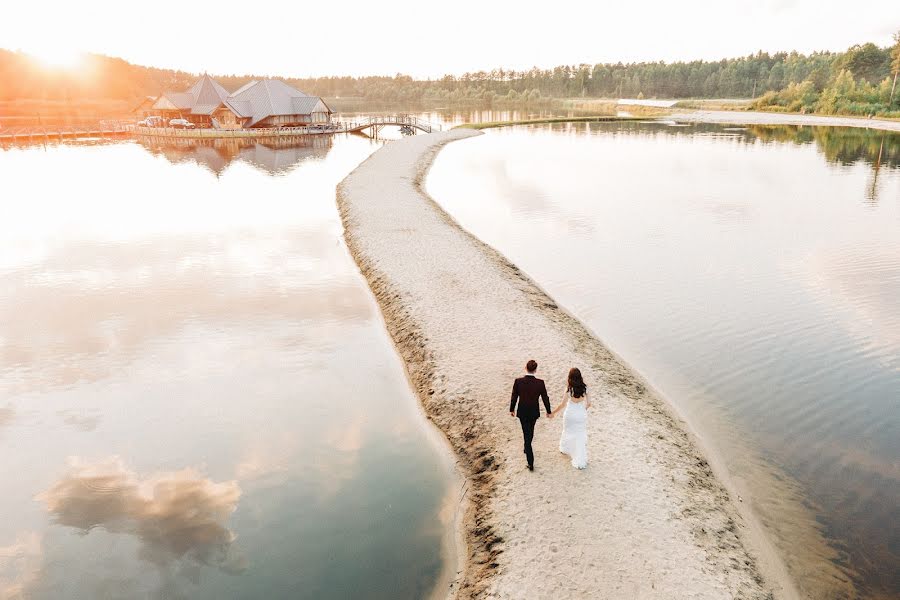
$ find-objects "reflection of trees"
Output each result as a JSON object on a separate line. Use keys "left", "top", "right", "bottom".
{"left": 39, "top": 458, "right": 246, "bottom": 578}
{"left": 741, "top": 124, "right": 899, "bottom": 170}
{"left": 866, "top": 136, "right": 887, "bottom": 204}
{"left": 738, "top": 124, "right": 815, "bottom": 145}
{"left": 603, "top": 121, "right": 899, "bottom": 170}
{"left": 741, "top": 125, "right": 897, "bottom": 204}
{"left": 137, "top": 135, "right": 333, "bottom": 176}
{"left": 602, "top": 122, "right": 899, "bottom": 203}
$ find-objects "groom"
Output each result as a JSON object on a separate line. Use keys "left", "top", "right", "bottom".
{"left": 509, "top": 359, "right": 553, "bottom": 471}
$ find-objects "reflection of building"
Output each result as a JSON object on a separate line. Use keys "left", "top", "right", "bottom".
{"left": 144, "top": 75, "right": 333, "bottom": 129}
{"left": 138, "top": 135, "right": 334, "bottom": 176}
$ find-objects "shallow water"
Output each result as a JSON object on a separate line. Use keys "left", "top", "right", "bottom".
{"left": 0, "top": 135, "right": 455, "bottom": 599}
{"left": 426, "top": 122, "right": 900, "bottom": 599}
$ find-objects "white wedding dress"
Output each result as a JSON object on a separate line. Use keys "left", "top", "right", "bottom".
{"left": 559, "top": 390, "right": 588, "bottom": 469}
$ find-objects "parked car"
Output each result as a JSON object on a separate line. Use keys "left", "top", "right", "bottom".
{"left": 168, "top": 118, "right": 195, "bottom": 129}
{"left": 137, "top": 116, "right": 164, "bottom": 128}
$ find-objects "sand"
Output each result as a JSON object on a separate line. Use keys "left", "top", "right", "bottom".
{"left": 671, "top": 109, "right": 900, "bottom": 132}
{"left": 337, "top": 130, "right": 796, "bottom": 599}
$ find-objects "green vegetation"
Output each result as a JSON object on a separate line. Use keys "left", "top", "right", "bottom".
{"left": 752, "top": 37, "right": 900, "bottom": 117}
{"left": 1, "top": 33, "right": 899, "bottom": 120}
{"left": 673, "top": 99, "right": 753, "bottom": 110}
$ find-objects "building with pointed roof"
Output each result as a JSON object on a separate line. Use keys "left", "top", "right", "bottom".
{"left": 145, "top": 75, "right": 332, "bottom": 129}
{"left": 149, "top": 74, "right": 231, "bottom": 127}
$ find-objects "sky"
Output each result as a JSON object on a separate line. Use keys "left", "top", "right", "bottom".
{"left": 2, "top": 0, "right": 897, "bottom": 78}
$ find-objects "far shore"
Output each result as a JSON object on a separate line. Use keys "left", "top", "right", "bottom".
{"left": 337, "top": 130, "right": 800, "bottom": 599}
{"left": 668, "top": 108, "right": 900, "bottom": 132}
{"left": 455, "top": 115, "right": 646, "bottom": 130}
{"left": 453, "top": 108, "right": 900, "bottom": 133}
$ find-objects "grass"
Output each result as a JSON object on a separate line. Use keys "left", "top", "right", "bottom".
{"left": 672, "top": 98, "right": 753, "bottom": 111}
{"left": 455, "top": 115, "right": 650, "bottom": 130}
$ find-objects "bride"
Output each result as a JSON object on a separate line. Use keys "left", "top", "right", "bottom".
{"left": 555, "top": 367, "right": 591, "bottom": 469}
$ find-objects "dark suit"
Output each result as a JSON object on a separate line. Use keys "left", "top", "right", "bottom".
{"left": 510, "top": 374, "right": 552, "bottom": 467}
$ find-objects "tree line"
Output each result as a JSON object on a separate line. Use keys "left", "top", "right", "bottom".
{"left": 1, "top": 35, "right": 898, "bottom": 117}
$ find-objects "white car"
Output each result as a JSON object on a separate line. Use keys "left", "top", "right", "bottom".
{"left": 137, "top": 116, "right": 164, "bottom": 128}
{"left": 168, "top": 118, "right": 195, "bottom": 129}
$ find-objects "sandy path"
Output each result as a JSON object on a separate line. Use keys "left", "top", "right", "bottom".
{"left": 671, "top": 109, "right": 900, "bottom": 132}
{"left": 337, "top": 130, "right": 791, "bottom": 599}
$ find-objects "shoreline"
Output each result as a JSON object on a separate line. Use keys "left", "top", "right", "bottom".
{"left": 337, "top": 130, "right": 797, "bottom": 598}
{"left": 669, "top": 109, "right": 900, "bottom": 132}
{"left": 453, "top": 109, "right": 900, "bottom": 134}
{"left": 455, "top": 115, "right": 646, "bottom": 130}
{"left": 343, "top": 209, "right": 470, "bottom": 600}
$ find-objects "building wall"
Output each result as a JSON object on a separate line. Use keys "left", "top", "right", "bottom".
{"left": 253, "top": 112, "right": 331, "bottom": 128}
{"left": 187, "top": 115, "right": 211, "bottom": 127}
{"left": 213, "top": 108, "right": 243, "bottom": 130}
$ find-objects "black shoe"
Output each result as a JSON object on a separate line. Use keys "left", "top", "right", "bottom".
{"left": 527, "top": 464, "right": 534, "bottom": 471}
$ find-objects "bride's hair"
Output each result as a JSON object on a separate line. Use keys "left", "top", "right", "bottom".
{"left": 567, "top": 368, "right": 587, "bottom": 398}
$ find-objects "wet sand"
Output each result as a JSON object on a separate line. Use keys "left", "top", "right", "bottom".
{"left": 337, "top": 130, "right": 797, "bottom": 599}
{"left": 671, "top": 109, "right": 900, "bottom": 132}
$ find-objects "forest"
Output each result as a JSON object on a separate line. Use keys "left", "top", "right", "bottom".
{"left": 1, "top": 34, "right": 898, "bottom": 118}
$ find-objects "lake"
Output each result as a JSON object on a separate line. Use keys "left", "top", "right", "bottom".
{"left": 426, "top": 121, "right": 899, "bottom": 600}
{"left": 0, "top": 134, "right": 457, "bottom": 599}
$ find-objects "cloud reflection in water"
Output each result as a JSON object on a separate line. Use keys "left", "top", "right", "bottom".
{"left": 0, "top": 531, "right": 42, "bottom": 600}
{"left": 39, "top": 458, "right": 246, "bottom": 583}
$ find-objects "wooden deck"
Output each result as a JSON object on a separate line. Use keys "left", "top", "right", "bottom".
{"left": 0, "top": 115, "right": 438, "bottom": 144}
{"left": 137, "top": 115, "right": 438, "bottom": 139}
{"left": 0, "top": 122, "right": 132, "bottom": 143}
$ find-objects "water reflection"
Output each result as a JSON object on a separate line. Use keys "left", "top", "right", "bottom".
{"left": 0, "top": 232, "right": 371, "bottom": 394}
{"left": 0, "top": 531, "right": 42, "bottom": 598}
{"left": 540, "top": 120, "right": 900, "bottom": 203}
{"left": 57, "top": 409, "right": 102, "bottom": 432}
{"left": 427, "top": 122, "right": 900, "bottom": 600}
{"left": 0, "top": 405, "right": 12, "bottom": 429}
{"left": 0, "top": 136, "right": 455, "bottom": 600}
{"left": 40, "top": 457, "right": 246, "bottom": 574}
{"left": 739, "top": 124, "right": 900, "bottom": 169}
{"left": 137, "top": 135, "right": 334, "bottom": 176}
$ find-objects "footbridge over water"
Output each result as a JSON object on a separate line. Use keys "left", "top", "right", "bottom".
{"left": 341, "top": 115, "right": 438, "bottom": 136}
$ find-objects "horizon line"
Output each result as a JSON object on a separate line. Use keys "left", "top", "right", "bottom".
{"left": 1, "top": 37, "right": 892, "bottom": 82}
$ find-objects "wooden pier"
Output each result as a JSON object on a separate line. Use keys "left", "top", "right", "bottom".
{"left": 134, "top": 115, "right": 437, "bottom": 139}
{"left": 0, "top": 115, "right": 438, "bottom": 145}
{"left": 0, "top": 122, "right": 132, "bottom": 144}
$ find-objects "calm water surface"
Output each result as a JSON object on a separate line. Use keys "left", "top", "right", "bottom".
{"left": 427, "top": 122, "right": 900, "bottom": 599}
{"left": 0, "top": 134, "right": 455, "bottom": 599}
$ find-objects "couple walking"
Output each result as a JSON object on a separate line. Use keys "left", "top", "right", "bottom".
{"left": 509, "top": 359, "right": 591, "bottom": 471}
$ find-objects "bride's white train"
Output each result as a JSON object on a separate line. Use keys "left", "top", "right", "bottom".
{"left": 557, "top": 368, "right": 591, "bottom": 469}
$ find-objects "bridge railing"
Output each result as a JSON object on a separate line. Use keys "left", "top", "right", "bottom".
{"left": 336, "top": 114, "right": 438, "bottom": 133}
{"left": 133, "top": 123, "right": 350, "bottom": 138}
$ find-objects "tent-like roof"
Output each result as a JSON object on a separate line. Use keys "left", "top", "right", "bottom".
{"left": 187, "top": 74, "right": 231, "bottom": 115}
{"left": 224, "top": 79, "right": 331, "bottom": 127}
{"left": 152, "top": 76, "right": 331, "bottom": 125}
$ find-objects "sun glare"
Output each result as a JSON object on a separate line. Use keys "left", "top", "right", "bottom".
{"left": 30, "top": 47, "right": 84, "bottom": 70}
